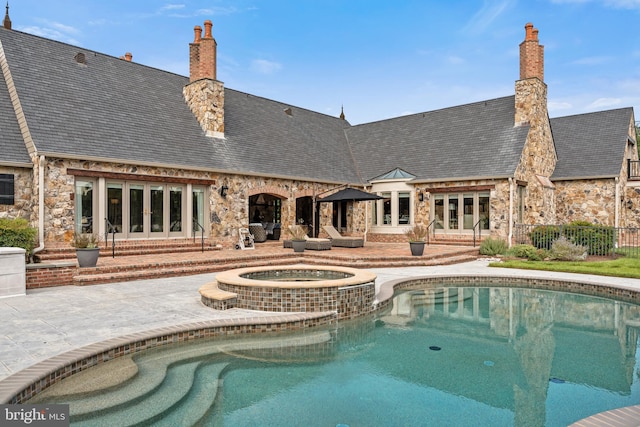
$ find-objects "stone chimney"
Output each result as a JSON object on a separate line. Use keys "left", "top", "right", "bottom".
{"left": 515, "top": 22, "right": 547, "bottom": 127}
{"left": 183, "top": 20, "right": 225, "bottom": 139}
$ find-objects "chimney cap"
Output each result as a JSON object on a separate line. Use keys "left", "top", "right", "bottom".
{"left": 193, "top": 25, "right": 202, "bottom": 43}
{"left": 203, "top": 20, "right": 213, "bottom": 39}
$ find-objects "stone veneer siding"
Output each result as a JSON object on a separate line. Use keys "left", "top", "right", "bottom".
{"left": 41, "top": 157, "right": 355, "bottom": 248}
{"left": 554, "top": 179, "right": 617, "bottom": 225}
{"left": 182, "top": 79, "right": 224, "bottom": 137}
{"left": 0, "top": 166, "right": 33, "bottom": 220}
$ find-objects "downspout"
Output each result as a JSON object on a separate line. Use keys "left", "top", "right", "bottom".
{"left": 615, "top": 176, "right": 619, "bottom": 228}
{"left": 363, "top": 185, "right": 369, "bottom": 243}
{"left": 32, "top": 155, "right": 45, "bottom": 256}
{"left": 508, "top": 177, "right": 514, "bottom": 248}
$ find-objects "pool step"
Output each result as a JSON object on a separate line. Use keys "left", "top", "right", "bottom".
{"left": 71, "top": 360, "right": 207, "bottom": 426}
{"left": 48, "top": 331, "right": 333, "bottom": 424}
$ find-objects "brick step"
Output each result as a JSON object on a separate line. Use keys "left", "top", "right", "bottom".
{"left": 38, "top": 242, "right": 221, "bottom": 261}
{"left": 70, "top": 252, "right": 477, "bottom": 286}
{"left": 428, "top": 239, "right": 481, "bottom": 247}
{"left": 72, "top": 256, "right": 303, "bottom": 285}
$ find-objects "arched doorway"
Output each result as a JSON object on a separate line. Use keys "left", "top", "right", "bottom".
{"left": 295, "top": 196, "right": 317, "bottom": 237}
{"left": 249, "top": 194, "right": 281, "bottom": 224}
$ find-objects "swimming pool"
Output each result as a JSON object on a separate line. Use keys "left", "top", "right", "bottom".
{"left": 28, "top": 285, "right": 640, "bottom": 426}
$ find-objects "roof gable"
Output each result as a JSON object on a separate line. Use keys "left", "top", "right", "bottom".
{"left": 551, "top": 108, "right": 633, "bottom": 179}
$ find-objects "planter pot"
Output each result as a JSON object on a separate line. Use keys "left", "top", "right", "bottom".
{"left": 409, "top": 241, "right": 425, "bottom": 256}
{"left": 291, "top": 240, "right": 306, "bottom": 253}
{"left": 76, "top": 248, "right": 100, "bottom": 267}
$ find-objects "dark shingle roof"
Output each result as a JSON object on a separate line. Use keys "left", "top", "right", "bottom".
{"left": 0, "top": 45, "right": 30, "bottom": 166}
{"left": 551, "top": 108, "right": 633, "bottom": 180}
{"left": 0, "top": 28, "right": 359, "bottom": 183}
{"left": 0, "top": 28, "right": 632, "bottom": 185}
{"left": 346, "top": 96, "right": 529, "bottom": 182}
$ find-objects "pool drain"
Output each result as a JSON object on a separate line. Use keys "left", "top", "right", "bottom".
{"left": 429, "top": 345, "right": 441, "bottom": 351}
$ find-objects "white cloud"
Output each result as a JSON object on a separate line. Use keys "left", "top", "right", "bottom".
{"left": 588, "top": 97, "right": 622, "bottom": 108}
{"left": 447, "top": 55, "right": 465, "bottom": 65}
{"left": 570, "top": 56, "right": 611, "bottom": 65}
{"left": 550, "top": 0, "right": 640, "bottom": 9}
{"left": 251, "top": 59, "right": 282, "bottom": 74}
{"left": 548, "top": 101, "right": 573, "bottom": 112}
{"left": 462, "top": 0, "right": 514, "bottom": 34}
{"left": 19, "top": 25, "right": 80, "bottom": 45}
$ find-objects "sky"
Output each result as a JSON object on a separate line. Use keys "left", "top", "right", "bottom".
{"left": 6, "top": 0, "right": 640, "bottom": 125}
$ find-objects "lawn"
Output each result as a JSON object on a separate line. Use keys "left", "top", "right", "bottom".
{"left": 490, "top": 256, "right": 640, "bottom": 279}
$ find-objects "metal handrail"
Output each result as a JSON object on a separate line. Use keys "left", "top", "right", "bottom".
{"left": 104, "top": 218, "right": 116, "bottom": 258}
{"left": 472, "top": 219, "right": 482, "bottom": 247}
{"left": 426, "top": 218, "right": 436, "bottom": 246}
{"left": 192, "top": 219, "right": 204, "bottom": 253}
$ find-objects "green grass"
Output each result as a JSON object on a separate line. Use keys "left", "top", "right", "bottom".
{"left": 490, "top": 256, "right": 640, "bottom": 279}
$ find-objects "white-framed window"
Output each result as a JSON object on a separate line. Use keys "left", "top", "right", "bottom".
{"left": 75, "top": 177, "right": 208, "bottom": 239}
{"left": 431, "top": 192, "right": 489, "bottom": 232}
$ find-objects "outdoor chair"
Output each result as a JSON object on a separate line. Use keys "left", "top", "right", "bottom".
{"left": 322, "top": 225, "right": 364, "bottom": 248}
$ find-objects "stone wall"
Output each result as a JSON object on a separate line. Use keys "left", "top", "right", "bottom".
{"left": 554, "top": 179, "right": 616, "bottom": 225}
{"left": 38, "top": 157, "right": 353, "bottom": 248}
{"left": 0, "top": 166, "right": 33, "bottom": 221}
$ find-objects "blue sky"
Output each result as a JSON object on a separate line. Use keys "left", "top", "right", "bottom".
{"left": 7, "top": 0, "right": 640, "bottom": 124}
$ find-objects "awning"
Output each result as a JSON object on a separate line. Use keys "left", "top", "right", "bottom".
{"left": 318, "top": 187, "right": 383, "bottom": 202}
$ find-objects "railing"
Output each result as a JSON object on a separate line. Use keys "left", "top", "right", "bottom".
{"left": 104, "top": 218, "right": 117, "bottom": 258}
{"left": 472, "top": 219, "right": 483, "bottom": 247}
{"left": 513, "top": 223, "right": 640, "bottom": 257}
{"left": 193, "top": 219, "right": 205, "bottom": 253}
{"left": 426, "top": 218, "right": 436, "bottom": 245}
{"left": 628, "top": 159, "right": 640, "bottom": 179}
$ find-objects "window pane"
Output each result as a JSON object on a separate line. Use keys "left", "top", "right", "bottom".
{"left": 193, "top": 187, "right": 205, "bottom": 232}
{"left": 479, "top": 194, "right": 490, "bottom": 230}
{"left": 382, "top": 192, "right": 391, "bottom": 225}
{"left": 129, "top": 185, "right": 144, "bottom": 233}
{"left": 107, "top": 183, "right": 123, "bottom": 233}
{"left": 463, "top": 194, "right": 474, "bottom": 229}
{"left": 398, "top": 192, "right": 410, "bottom": 224}
{"left": 0, "top": 174, "right": 14, "bottom": 205}
{"left": 150, "top": 185, "right": 164, "bottom": 232}
{"left": 434, "top": 196, "right": 444, "bottom": 229}
{"left": 448, "top": 195, "right": 458, "bottom": 230}
{"left": 170, "top": 186, "right": 182, "bottom": 232}
{"left": 75, "top": 180, "right": 93, "bottom": 233}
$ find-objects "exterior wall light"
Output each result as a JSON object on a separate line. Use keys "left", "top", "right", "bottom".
{"left": 220, "top": 185, "right": 228, "bottom": 198}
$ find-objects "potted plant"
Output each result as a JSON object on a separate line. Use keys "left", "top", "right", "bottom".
{"left": 405, "top": 224, "right": 428, "bottom": 256}
{"left": 71, "top": 233, "right": 101, "bottom": 267}
{"left": 286, "top": 224, "right": 308, "bottom": 253}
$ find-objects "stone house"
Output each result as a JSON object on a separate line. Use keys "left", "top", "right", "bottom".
{"left": 0, "top": 13, "right": 636, "bottom": 252}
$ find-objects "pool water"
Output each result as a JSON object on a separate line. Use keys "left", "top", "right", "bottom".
{"left": 32, "top": 286, "right": 640, "bottom": 426}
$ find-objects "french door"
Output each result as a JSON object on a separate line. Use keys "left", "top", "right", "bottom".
{"left": 105, "top": 182, "right": 187, "bottom": 238}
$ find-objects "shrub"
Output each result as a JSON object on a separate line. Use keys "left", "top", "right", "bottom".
{"left": 549, "top": 236, "right": 588, "bottom": 261}
{"left": 506, "top": 244, "right": 545, "bottom": 261}
{"left": 563, "top": 221, "right": 615, "bottom": 256}
{"left": 530, "top": 225, "right": 561, "bottom": 250}
{"left": 404, "top": 224, "right": 428, "bottom": 242}
{"left": 70, "top": 233, "right": 101, "bottom": 249}
{"left": 479, "top": 237, "right": 507, "bottom": 256}
{"left": 0, "top": 217, "right": 37, "bottom": 256}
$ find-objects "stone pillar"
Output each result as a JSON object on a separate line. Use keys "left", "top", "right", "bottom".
{"left": 0, "top": 247, "right": 26, "bottom": 298}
